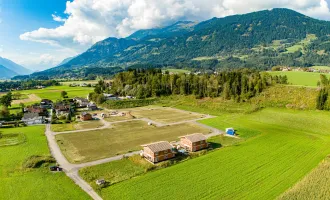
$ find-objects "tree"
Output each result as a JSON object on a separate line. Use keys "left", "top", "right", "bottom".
{"left": 316, "top": 88, "right": 328, "bottom": 110}
{"left": 19, "top": 103, "right": 25, "bottom": 113}
{"left": 0, "top": 92, "right": 13, "bottom": 107}
{"left": 61, "top": 91, "right": 68, "bottom": 99}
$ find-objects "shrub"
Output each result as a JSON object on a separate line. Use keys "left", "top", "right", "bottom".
{"left": 22, "top": 155, "right": 56, "bottom": 168}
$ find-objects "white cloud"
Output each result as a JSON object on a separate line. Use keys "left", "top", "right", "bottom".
{"left": 52, "top": 14, "right": 66, "bottom": 22}
{"left": 20, "top": 0, "right": 330, "bottom": 51}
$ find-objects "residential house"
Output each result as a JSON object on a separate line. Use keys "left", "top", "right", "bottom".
{"left": 25, "top": 106, "right": 48, "bottom": 117}
{"left": 22, "top": 113, "right": 45, "bottom": 125}
{"left": 74, "top": 97, "right": 89, "bottom": 108}
{"left": 87, "top": 103, "right": 98, "bottom": 111}
{"left": 142, "top": 141, "right": 175, "bottom": 163}
{"left": 80, "top": 112, "right": 93, "bottom": 121}
{"left": 54, "top": 104, "right": 71, "bottom": 117}
{"left": 103, "top": 93, "right": 119, "bottom": 100}
{"left": 40, "top": 99, "right": 53, "bottom": 109}
{"left": 180, "top": 133, "right": 208, "bottom": 152}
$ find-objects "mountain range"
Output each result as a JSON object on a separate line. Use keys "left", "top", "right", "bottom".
{"left": 21, "top": 8, "right": 330, "bottom": 79}
{"left": 0, "top": 57, "right": 31, "bottom": 79}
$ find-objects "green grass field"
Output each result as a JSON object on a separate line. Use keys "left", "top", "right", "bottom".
{"left": 18, "top": 85, "right": 93, "bottom": 102}
{"left": 0, "top": 126, "right": 90, "bottom": 200}
{"left": 56, "top": 120, "right": 211, "bottom": 163}
{"left": 60, "top": 80, "right": 98, "bottom": 85}
{"left": 310, "top": 65, "right": 330, "bottom": 70}
{"left": 161, "top": 68, "right": 190, "bottom": 74}
{"left": 99, "top": 108, "right": 330, "bottom": 200}
{"left": 268, "top": 71, "right": 330, "bottom": 87}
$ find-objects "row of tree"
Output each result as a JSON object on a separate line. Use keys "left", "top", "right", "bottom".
{"left": 0, "top": 80, "right": 60, "bottom": 92}
{"left": 90, "top": 69, "right": 287, "bottom": 102}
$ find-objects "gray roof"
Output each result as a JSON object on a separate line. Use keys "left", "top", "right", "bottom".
{"left": 22, "top": 113, "right": 42, "bottom": 120}
{"left": 180, "top": 133, "right": 207, "bottom": 143}
{"left": 142, "top": 141, "right": 173, "bottom": 153}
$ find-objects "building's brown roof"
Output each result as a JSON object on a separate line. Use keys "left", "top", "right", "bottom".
{"left": 142, "top": 141, "right": 173, "bottom": 153}
{"left": 180, "top": 133, "right": 207, "bottom": 143}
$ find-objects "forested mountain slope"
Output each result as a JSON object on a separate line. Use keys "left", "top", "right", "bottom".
{"left": 23, "top": 8, "right": 330, "bottom": 79}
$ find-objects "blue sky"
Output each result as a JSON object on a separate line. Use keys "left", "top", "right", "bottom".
{"left": 1, "top": 0, "right": 330, "bottom": 71}
{"left": 0, "top": 0, "right": 70, "bottom": 70}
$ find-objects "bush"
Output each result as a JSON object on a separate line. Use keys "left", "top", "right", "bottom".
{"left": 102, "top": 99, "right": 157, "bottom": 109}
{"left": 22, "top": 155, "right": 56, "bottom": 168}
{"left": 58, "top": 115, "right": 66, "bottom": 120}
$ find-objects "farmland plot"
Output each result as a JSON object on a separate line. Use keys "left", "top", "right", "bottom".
{"left": 0, "top": 126, "right": 90, "bottom": 200}
{"left": 56, "top": 120, "right": 211, "bottom": 163}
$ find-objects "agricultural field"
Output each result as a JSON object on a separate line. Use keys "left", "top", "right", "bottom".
{"left": 99, "top": 108, "right": 330, "bottom": 200}
{"left": 0, "top": 126, "right": 90, "bottom": 200}
{"left": 162, "top": 68, "right": 190, "bottom": 74}
{"left": 128, "top": 106, "right": 207, "bottom": 124}
{"left": 51, "top": 120, "right": 104, "bottom": 132}
{"left": 20, "top": 85, "right": 93, "bottom": 102}
{"left": 60, "top": 80, "right": 98, "bottom": 85}
{"left": 56, "top": 120, "right": 211, "bottom": 163}
{"left": 310, "top": 65, "right": 330, "bottom": 70}
{"left": 79, "top": 135, "right": 239, "bottom": 190}
{"left": 268, "top": 71, "right": 330, "bottom": 87}
{"left": 278, "top": 156, "right": 330, "bottom": 200}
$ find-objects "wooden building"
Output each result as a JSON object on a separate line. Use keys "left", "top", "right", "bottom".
{"left": 80, "top": 112, "right": 93, "bottom": 121}
{"left": 180, "top": 133, "right": 208, "bottom": 152}
{"left": 142, "top": 141, "right": 175, "bottom": 163}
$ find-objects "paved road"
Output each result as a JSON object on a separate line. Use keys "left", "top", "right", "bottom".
{"left": 45, "top": 110, "right": 231, "bottom": 200}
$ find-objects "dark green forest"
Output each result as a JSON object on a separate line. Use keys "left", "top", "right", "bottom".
{"left": 89, "top": 69, "right": 287, "bottom": 104}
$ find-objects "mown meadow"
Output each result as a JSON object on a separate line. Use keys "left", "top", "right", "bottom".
{"left": 98, "top": 107, "right": 330, "bottom": 200}
{"left": 268, "top": 71, "right": 330, "bottom": 87}
{"left": 0, "top": 126, "right": 90, "bottom": 200}
{"left": 20, "top": 85, "right": 93, "bottom": 102}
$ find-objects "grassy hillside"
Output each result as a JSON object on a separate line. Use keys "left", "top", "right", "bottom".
{"left": 0, "top": 126, "right": 90, "bottom": 199}
{"left": 268, "top": 71, "right": 330, "bottom": 87}
{"left": 100, "top": 108, "right": 330, "bottom": 200}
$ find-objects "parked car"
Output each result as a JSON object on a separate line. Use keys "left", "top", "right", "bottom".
{"left": 50, "top": 166, "right": 63, "bottom": 172}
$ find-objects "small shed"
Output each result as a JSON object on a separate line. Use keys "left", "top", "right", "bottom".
{"left": 226, "top": 128, "right": 235, "bottom": 136}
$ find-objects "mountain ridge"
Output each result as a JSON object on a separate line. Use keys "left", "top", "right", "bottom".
{"left": 0, "top": 57, "right": 31, "bottom": 78}
{"left": 23, "top": 8, "right": 330, "bottom": 79}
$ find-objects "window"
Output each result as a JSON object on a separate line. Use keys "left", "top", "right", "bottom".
{"left": 155, "top": 152, "right": 159, "bottom": 156}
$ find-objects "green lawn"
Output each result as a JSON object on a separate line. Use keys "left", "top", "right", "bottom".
{"left": 0, "top": 126, "right": 90, "bottom": 200}
{"left": 56, "top": 120, "right": 211, "bottom": 163}
{"left": 20, "top": 85, "right": 93, "bottom": 102}
{"left": 268, "top": 71, "right": 330, "bottom": 87}
{"left": 100, "top": 108, "right": 330, "bottom": 200}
